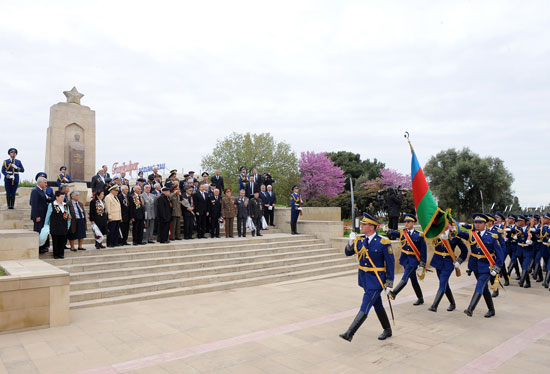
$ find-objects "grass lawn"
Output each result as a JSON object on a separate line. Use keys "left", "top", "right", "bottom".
{"left": 0, "top": 267, "right": 6, "bottom": 276}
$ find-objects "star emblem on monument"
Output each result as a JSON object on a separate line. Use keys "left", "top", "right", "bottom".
{"left": 63, "top": 86, "right": 84, "bottom": 105}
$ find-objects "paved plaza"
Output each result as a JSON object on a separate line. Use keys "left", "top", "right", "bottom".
{"left": 1, "top": 270, "right": 549, "bottom": 374}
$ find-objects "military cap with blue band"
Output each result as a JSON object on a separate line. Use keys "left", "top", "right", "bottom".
{"left": 472, "top": 213, "right": 488, "bottom": 223}
{"left": 485, "top": 213, "right": 495, "bottom": 222}
{"left": 403, "top": 213, "right": 417, "bottom": 222}
{"left": 59, "top": 166, "right": 67, "bottom": 171}
{"left": 360, "top": 213, "right": 380, "bottom": 226}
{"left": 495, "top": 212, "right": 505, "bottom": 220}
{"left": 7, "top": 148, "right": 17, "bottom": 155}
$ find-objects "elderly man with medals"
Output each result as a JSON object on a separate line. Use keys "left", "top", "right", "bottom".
{"left": 428, "top": 224, "right": 468, "bottom": 312}
{"left": 457, "top": 213, "right": 504, "bottom": 318}
{"left": 385, "top": 214, "right": 427, "bottom": 306}
{"left": 340, "top": 213, "right": 395, "bottom": 342}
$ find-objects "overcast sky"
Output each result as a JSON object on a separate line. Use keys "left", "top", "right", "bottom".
{"left": 1, "top": 1, "right": 549, "bottom": 207}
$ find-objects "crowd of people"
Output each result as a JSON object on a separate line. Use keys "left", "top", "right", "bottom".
{"left": 26, "top": 164, "right": 293, "bottom": 259}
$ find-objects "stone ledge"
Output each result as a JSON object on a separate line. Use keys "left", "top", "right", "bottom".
{"left": 0, "top": 229, "right": 38, "bottom": 260}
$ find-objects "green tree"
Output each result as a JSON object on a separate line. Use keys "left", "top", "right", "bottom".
{"left": 326, "top": 151, "right": 385, "bottom": 191}
{"left": 201, "top": 132, "right": 299, "bottom": 203}
{"left": 423, "top": 148, "right": 515, "bottom": 220}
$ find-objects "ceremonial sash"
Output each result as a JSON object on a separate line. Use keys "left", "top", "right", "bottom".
{"left": 402, "top": 230, "right": 421, "bottom": 262}
{"left": 471, "top": 231, "right": 496, "bottom": 267}
{"left": 441, "top": 238, "right": 461, "bottom": 277}
{"left": 364, "top": 248, "right": 386, "bottom": 290}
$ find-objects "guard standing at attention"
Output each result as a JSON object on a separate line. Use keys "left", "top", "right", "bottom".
{"left": 457, "top": 213, "right": 503, "bottom": 318}
{"left": 428, "top": 224, "right": 468, "bottom": 312}
{"left": 385, "top": 214, "right": 427, "bottom": 306}
{"left": 340, "top": 213, "right": 395, "bottom": 342}
{"left": 57, "top": 166, "right": 72, "bottom": 187}
{"left": 2, "top": 148, "right": 24, "bottom": 209}
{"left": 289, "top": 185, "right": 304, "bottom": 235}
{"left": 238, "top": 166, "right": 248, "bottom": 191}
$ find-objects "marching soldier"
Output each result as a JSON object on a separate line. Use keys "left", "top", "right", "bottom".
{"left": 289, "top": 185, "right": 304, "bottom": 235}
{"left": 428, "top": 224, "right": 468, "bottom": 312}
{"left": 532, "top": 214, "right": 546, "bottom": 283}
{"left": 2, "top": 148, "right": 24, "bottom": 209}
{"left": 494, "top": 212, "right": 511, "bottom": 287}
{"left": 57, "top": 166, "right": 72, "bottom": 187}
{"left": 505, "top": 214, "right": 523, "bottom": 280}
{"left": 518, "top": 215, "right": 534, "bottom": 288}
{"left": 385, "top": 214, "right": 427, "bottom": 306}
{"left": 542, "top": 213, "right": 550, "bottom": 288}
{"left": 486, "top": 213, "right": 508, "bottom": 297}
{"left": 340, "top": 213, "right": 394, "bottom": 342}
{"left": 457, "top": 214, "right": 503, "bottom": 318}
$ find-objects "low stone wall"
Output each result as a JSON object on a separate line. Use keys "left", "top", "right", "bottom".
{"left": 280, "top": 219, "right": 343, "bottom": 243}
{"left": 274, "top": 207, "right": 341, "bottom": 224}
{"left": 0, "top": 230, "right": 70, "bottom": 333}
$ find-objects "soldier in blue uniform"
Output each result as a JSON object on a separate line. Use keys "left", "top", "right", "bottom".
{"left": 340, "top": 213, "right": 395, "bottom": 342}
{"left": 486, "top": 213, "right": 507, "bottom": 297}
{"left": 531, "top": 214, "right": 546, "bottom": 283}
{"left": 542, "top": 213, "right": 550, "bottom": 288}
{"left": 237, "top": 166, "right": 248, "bottom": 191}
{"left": 386, "top": 214, "right": 427, "bottom": 305}
{"left": 493, "top": 212, "right": 511, "bottom": 287}
{"left": 289, "top": 185, "right": 303, "bottom": 235}
{"left": 57, "top": 166, "right": 72, "bottom": 187}
{"left": 518, "top": 215, "right": 534, "bottom": 288}
{"left": 505, "top": 214, "right": 523, "bottom": 280}
{"left": 428, "top": 225, "right": 468, "bottom": 312}
{"left": 2, "top": 148, "right": 24, "bottom": 209}
{"left": 457, "top": 214, "right": 503, "bottom": 318}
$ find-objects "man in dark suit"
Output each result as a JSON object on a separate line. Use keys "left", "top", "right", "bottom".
{"left": 91, "top": 169, "right": 106, "bottom": 196}
{"left": 209, "top": 188, "right": 222, "bottom": 238}
{"left": 259, "top": 185, "right": 270, "bottom": 228}
{"left": 248, "top": 191, "right": 264, "bottom": 237}
{"left": 251, "top": 168, "right": 262, "bottom": 186}
{"left": 245, "top": 175, "right": 258, "bottom": 199}
{"left": 156, "top": 187, "right": 172, "bottom": 243}
{"left": 236, "top": 189, "right": 249, "bottom": 237}
{"left": 118, "top": 184, "right": 131, "bottom": 245}
{"left": 129, "top": 185, "right": 145, "bottom": 245}
{"left": 265, "top": 184, "right": 277, "bottom": 226}
{"left": 211, "top": 170, "right": 224, "bottom": 192}
{"left": 30, "top": 173, "right": 51, "bottom": 253}
{"left": 193, "top": 184, "right": 210, "bottom": 238}
{"left": 182, "top": 186, "right": 195, "bottom": 239}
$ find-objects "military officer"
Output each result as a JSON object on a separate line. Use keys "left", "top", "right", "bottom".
{"left": 2, "top": 148, "right": 24, "bottom": 209}
{"left": 486, "top": 213, "right": 508, "bottom": 297}
{"left": 237, "top": 166, "right": 247, "bottom": 191}
{"left": 542, "top": 213, "right": 550, "bottom": 288}
{"left": 493, "top": 212, "right": 511, "bottom": 287}
{"left": 340, "top": 213, "right": 395, "bottom": 342}
{"left": 531, "top": 214, "right": 547, "bottom": 283}
{"left": 505, "top": 214, "right": 523, "bottom": 280}
{"left": 457, "top": 214, "right": 503, "bottom": 318}
{"left": 57, "top": 166, "right": 72, "bottom": 187}
{"left": 428, "top": 224, "right": 468, "bottom": 312}
{"left": 289, "top": 185, "right": 304, "bottom": 235}
{"left": 385, "top": 214, "right": 427, "bottom": 306}
{"left": 518, "top": 215, "right": 535, "bottom": 288}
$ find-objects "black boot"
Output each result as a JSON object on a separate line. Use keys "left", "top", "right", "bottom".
{"left": 290, "top": 223, "right": 296, "bottom": 235}
{"left": 389, "top": 280, "right": 406, "bottom": 300}
{"left": 535, "top": 264, "right": 543, "bottom": 282}
{"left": 339, "top": 311, "right": 367, "bottom": 342}
{"left": 501, "top": 266, "right": 510, "bottom": 286}
{"left": 375, "top": 309, "right": 392, "bottom": 340}
{"left": 428, "top": 290, "right": 444, "bottom": 312}
{"left": 464, "top": 292, "right": 482, "bottom": 317}
{"left": 491, "top": 289, "right": 499, "bottom": 298}
{"left": 445, "top": 287, "right": 456, "bottom": 311}
{"left": 411, "top": 278, "right": 424, "bottom": 306}
{"left": 519, "top": 270, "right": 528, "bottom": 287}
{"left": 483, "top": 290, "right": 496, "bottom": 318}
{"left": 542, "top": 271, "right": 550, "bottom": 288}
{"left": 524, "top": 270, "right": 531, "bottom": 288}
{"left": 5, "top": 195, "right": 9, "bottom": 209}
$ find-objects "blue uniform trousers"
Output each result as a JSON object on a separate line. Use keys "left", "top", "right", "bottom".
{"left": 436, "top": 268, "right": 453, "bottom": 292}
{"left": 4, "top": 178, "right": 19, "bottom": 197}
{"left": 473, "top": 271, "right": 490, "bottom": 294}
{"left": 290, "top": 210, "right": 300, "bottom": 225}
{"left": 521, "top": 247, "right": 534, "bottom": 271}
{"left": 359, "top": 289, "right": 384, "bottom": 314}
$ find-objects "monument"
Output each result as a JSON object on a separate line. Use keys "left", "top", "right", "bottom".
{"left": 45, "top": 87, "right": 96, "bottom": 183}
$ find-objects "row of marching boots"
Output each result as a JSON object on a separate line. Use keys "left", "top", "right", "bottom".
{"left": 506, "top": 258, "right": 550, "bottom": 290}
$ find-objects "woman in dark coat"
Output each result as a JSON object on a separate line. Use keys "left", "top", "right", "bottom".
{"left": 67, "top": 191, "right": 87, "bottom": 251}
{"left": 48, "top": 191, "right": 71, "bottom": 259}
{"left": 89, "top": 190, "right": 108, "bottom": 249}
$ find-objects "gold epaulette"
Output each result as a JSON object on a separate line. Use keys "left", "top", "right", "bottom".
{"left": 491, "top": 233, "right": 499, "bottom": 239}
{"left": 380, "top": 237, "right": 391, "bottom": 245}
{"left": 497, "top": 228, "right": 503, "bottom": 234}
{"left": 418, "top": 232, "right": 424, "bottom": 237}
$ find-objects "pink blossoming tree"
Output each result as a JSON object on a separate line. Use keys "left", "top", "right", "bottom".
{"left": 299, "top": 151, "right": 346, "bottom": 200}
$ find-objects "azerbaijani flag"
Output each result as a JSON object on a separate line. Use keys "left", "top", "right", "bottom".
{"left": 409, "top": 141, "right": 452, "bottom": 239}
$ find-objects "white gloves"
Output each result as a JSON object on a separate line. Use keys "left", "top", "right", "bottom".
{"left": 526, "top": 239, "right": 533, "bottom": 245}
{"left": 490, "top": 269, "right": 497, "bottom": 276}
{"left": 454, "top": 262, "right": 460, "bottom": 269}
{"left": 348, "top": 232, "right": 356, "bottom": 246}
{"left": 382, "top": 225, "right": 388, "bottom": 232}
{"left": 439, "top": 233, "right": 448, "bottom": 240}
{"left": 505, "top": 228, "right": 511, "bottom": 232}
{"left": 11, "top": 165, "right": 19, "bottom": 171}
{"left": 416, "top": 266, "right": 425, "bottom": 277}
{"left": 297, "top": 207, "right": 302, "bottom": 211}
{"left": 384, "top": 287, "right": 392, "bottom": 296}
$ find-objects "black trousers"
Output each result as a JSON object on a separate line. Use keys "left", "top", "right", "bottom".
{"left": 158, "top": 220, "right": 171, "bottom": 243}
{"left": 52, "top": 234, "right": 66, "bottom": 258}
{"left": 265, "top": 207, "right": 274, "bottom": 225}
{"left": 96, "top": 223, "right": 107, "bottom": 246}
{"left": 183, "top": 213, "right": 194, "bottom": 239}
{"left": 120, "top": 220, "right": 130, "bottom": 244}
{"left": 237, "top": 216, "right": 247, "bottom": 237}
{"left": 211, "top": 216, "right": 220, "bottom": 237}
{"left": 388, "top": 216, "right": 399, "bottom": 230}
{"left": 107, "top": 220, "right": 120, "bottom": 247}
{"left": 132, "top": 219, "right": 144, "bottom": 244}
{"left": 252, "top": 216, "right": 262, "bottom": 236}
{"left": 196, "top": 212, "right": 207, "bottom": 238}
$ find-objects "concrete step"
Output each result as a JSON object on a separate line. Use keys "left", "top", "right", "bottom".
{"left": 70, "top": 264, "right": 356, "bottom": 309}
{"left": 69, "top": 250, "right": 342, "bottom": 291}
{"left": 69, "top": 258, "right": 355, "bottom": 304}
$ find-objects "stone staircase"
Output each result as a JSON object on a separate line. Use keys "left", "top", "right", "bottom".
{"left": 42, "top": 233, "right": 355, "bottom": 309}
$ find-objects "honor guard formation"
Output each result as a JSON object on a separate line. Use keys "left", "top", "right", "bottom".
{"left": 340, "top": 210, "right": 550, "bottom": 342}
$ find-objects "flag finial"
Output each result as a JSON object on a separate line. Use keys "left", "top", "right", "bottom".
{"left": 404, "top": 131, "right": 413, "bottom": 152}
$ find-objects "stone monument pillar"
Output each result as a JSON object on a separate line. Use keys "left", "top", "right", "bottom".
{"left": 45, "top": 87, "right": 96, "bottom": 183}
